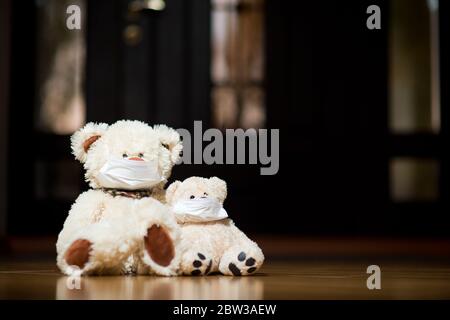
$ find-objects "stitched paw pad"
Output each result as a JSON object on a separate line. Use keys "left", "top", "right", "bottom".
{"left": 182, "top": 251, "right": 213, "bottom": 276}
{"left": 228, "top": 251, "right": 258, "bottom": 276}
{"left": 219, "top": 248, "right": 262, "bottom": 276}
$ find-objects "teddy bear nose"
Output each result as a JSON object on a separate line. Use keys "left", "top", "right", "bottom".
{"left": 128, "top": 157, "right": 144, "bottom": 161}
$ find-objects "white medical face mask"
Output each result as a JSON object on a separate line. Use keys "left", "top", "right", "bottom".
{"left": 172, "top": 198, "right": 228, "bottom": 223}
{"left": 96, "top": 157, "right": 165, "bottom": 190}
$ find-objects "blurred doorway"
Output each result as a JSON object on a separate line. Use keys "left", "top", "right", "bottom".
{"left": 6, "top": 0, "right": 450, "bottom": 237}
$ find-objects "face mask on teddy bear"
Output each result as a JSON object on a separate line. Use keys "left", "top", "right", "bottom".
{"left": 96, "top": 156, "right": 166, "bottom": 190}
{"left": 172, "top": 197, "right": 228, "bottom": 223}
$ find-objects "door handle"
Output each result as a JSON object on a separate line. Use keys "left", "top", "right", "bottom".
{"left": 128, "top": 0, "right": 166, "bottom": 14}
{"left": 124, "top": 0, "right": 165, "bottom": 46}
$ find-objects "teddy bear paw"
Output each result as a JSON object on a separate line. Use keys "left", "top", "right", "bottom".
{"left": 64, "top": 239, "right": 92, "bottom": 269}
{"left": 144, "top": 225, "right": 175, "bottom": 267}
{"left": 219, "top": 249, "right": 262, "bottom": 276}
{"left": 182, "top": 252, "right": 213, "bottom": 276}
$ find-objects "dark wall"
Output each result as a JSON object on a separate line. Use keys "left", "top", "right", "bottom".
{"left": 440, "top": 0, "right": 450, "bottom": 211}
{"left": 263, "top": 0, "right": 390, "bottom": 235}
{"left": 4, "top": 0, "right": 450, "bottom": 237}
{"left": 263, "top": 0, "right": 450, "bottom": 236}
{"left": 84, "top": 0, "right": 393, "bottom": 236}
{"left": 7, "top": 0, "right": 39, "bottom": 235}
{"left": 0, "top": 0, "right": 11, "bottom": 237}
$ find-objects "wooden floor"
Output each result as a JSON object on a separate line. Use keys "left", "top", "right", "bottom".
{"left": 1, "top": 259, "right": 450, "bottom": 299}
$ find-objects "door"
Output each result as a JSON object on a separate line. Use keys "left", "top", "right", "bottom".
{"left": 6, "top": 0, "right": 450, "bottom": 237}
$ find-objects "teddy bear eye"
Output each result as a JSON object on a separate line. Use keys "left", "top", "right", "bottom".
{"left": 161, "top": 143, "right": 169, "bottom": 150}
{"left": 204, "top": 192, "right": 208, "bottom": 196}
{"left": 138, "top": 153, "right": 144, "bottom": 158}
{"left": 190, "top": 195, "right": 195, "bottom": 199}
{"left": 122, "top": 153, "right": 128, "bottom": 158}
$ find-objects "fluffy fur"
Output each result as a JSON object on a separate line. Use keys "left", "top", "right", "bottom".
{"left": 56, "top": 120, "right": 182, "bottom": 276}
{"left": 166, "top": 177, "right": 264, "bottom": 276}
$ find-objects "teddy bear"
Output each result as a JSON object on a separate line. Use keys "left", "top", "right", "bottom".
{"left": 165, "top": 177, "right": 264, "bottom": 276}
{"left": 56, "top": 120, "right": 183, "bottom": 276}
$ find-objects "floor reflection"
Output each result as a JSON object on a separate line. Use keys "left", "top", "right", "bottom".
{"left": 3, "top": 260, "right": 450, "bottom": 299}
{"left": 56, "top": 275, "right": 264, "bottom": 300}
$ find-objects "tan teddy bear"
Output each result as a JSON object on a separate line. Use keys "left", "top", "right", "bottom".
{"left": 56, "top": 120, "right": 183, "bottom": 276}
{"left": 166, "top": 177, "right": 264, "bottom": 276}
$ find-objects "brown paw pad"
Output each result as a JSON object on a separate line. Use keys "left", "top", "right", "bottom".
{"left": 145, "top": 225, "right": 175, "bottom": 267}
{"left": 64, "top": 239, "right": 92, "bottom": 269}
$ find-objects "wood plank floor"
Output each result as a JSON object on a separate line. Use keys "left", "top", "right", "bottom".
{"left": 1, "top": 259, "right": 450, "bottom": 299}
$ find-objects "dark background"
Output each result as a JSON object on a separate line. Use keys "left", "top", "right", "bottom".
{"left": 1, "top": 0, "right": 450, "bottom": 239}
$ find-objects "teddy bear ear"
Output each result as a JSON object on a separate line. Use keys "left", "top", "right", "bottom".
{"left": 166, "top": 180, "right": 182, "bottom": 204}
{"left": 153, "top": 124, "right": 183, "bottom": 164}
{"left": 209, "top": 177, "right": 227, "bottom": 203}
{"left": 71, "top": 122, "right": 109, "bottom": 163}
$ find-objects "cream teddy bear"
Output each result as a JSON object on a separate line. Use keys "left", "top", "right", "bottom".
{"left": 56, "top": 120, "right": 183, "bottom": 276}
{"left": 166, "top": 177, "right": 264, "bottom": 276}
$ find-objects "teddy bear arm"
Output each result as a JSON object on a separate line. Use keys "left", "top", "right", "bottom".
{"left": 57, "top": 190, "right": 107, "bottom": 247}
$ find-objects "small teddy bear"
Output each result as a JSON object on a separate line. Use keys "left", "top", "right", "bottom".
{"left": 56, "top": 120, "right": 183, "bottom": 276}
{"left": 166, "top": 177, "right": 264, "bottom": 276}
